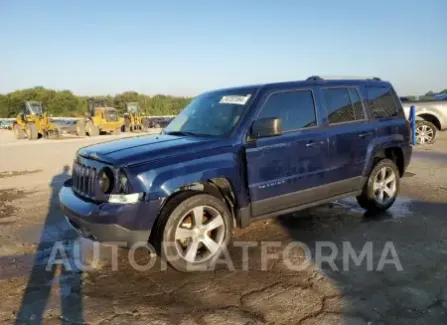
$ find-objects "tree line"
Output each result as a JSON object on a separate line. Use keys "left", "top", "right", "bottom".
{"left": 0, "top": 87, "right": 193, "bottom": 118}
{"left": 1, "top": 86, "right": 446, "bottom": 118}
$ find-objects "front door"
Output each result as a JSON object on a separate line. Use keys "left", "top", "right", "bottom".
{"left": 245, "top": 88, "right": 330, "bottom": 217}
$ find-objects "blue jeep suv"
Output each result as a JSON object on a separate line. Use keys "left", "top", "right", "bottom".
{"left": 60, "top": 76, "right": 412, "bottom": 271}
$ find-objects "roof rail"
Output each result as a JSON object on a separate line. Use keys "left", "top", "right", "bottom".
{"left": 306, "top": 75, "right": 381, "bottom": 81}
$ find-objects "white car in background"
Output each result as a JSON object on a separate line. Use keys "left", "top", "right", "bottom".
{"left": 401, "top": 98, "right": 447, "bottom": 144}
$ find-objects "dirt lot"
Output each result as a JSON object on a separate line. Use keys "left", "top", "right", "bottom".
{"left": 0, "top": 130, "right": 446, "bottom": 325}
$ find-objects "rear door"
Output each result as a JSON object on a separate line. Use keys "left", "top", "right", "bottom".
{"left": 321, "top": 86, "right": 375, "bottom": 188}
{"left": 245, "top": 88, "right": 331, "bottom": 217}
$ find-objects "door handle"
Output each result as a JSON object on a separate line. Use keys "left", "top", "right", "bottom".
{"left": 306, "top": 141, "right": 324, "bottom": 147}
{"left": 358, "top": 132, "right": 373, "bottom": 138}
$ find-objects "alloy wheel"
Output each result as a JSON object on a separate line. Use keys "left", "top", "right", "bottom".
{"left": 174, "top": 205, "right": 225, "bottom": 264}
{"left": 416, "top": 124, "right": 434, "bottom": 144}
{"left": 373, "top": 167, "right": 397, "bottom": 205}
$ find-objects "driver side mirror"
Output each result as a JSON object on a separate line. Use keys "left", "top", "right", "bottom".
{"left": 251, "top": 117, "right": 282, "bottom": 138}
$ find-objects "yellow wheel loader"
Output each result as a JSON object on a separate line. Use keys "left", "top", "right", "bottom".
{"left": 122, "top": 102, "right": 149, "bottom": 132}
{"left": 76, "top": 98, "right": 124, "bottom": 137}
{"left": 12, "top": 101, "right": 59, "bottom": 140}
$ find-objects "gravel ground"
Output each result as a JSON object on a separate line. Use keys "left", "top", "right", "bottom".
{"left": 0, "top": 130, "right": 446, "bottom": 325}
{"left": 0, "top": 129, "right": 161, "bottom": 190}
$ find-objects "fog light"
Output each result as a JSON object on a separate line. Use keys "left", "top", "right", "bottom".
{"left": 108, "top": 193, "right": 143, "bottom": 204}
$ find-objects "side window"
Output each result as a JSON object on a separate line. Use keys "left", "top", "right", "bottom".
{"left": 348, "top": 88, "right": 365, "bottom": 120}
{"left": 257, "top": 90, "right": 317, "bottom": 131}
{"left": 323, "top": 88, "right": 359, "bottom": 124}
{"left": 366, "top": 86, "right": 399, "bottom": 118}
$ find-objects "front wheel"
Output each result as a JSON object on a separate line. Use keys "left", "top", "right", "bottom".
{"left": 357, "top": 158, "right": 400, "bottom": 213}
{"left": 76, "top": 120, "right": 86, "bottom": 136}
{"left": 26, "top": 123, "right": 39, "bottom": 140}
{"left": 159, "top": 193, "right": 232, "bottom": 272}
{"left": 86, "top": 121, "right": 99, "bottom": 136}
{"left": 14, "top": 124, "right": 26, "bottom": 139}
{"left": 416, "top": 120, "right": 437, "bottom": 144}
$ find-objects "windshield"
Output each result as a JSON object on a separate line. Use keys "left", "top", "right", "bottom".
{"left": 27, "top": 102, "right": 43, "bottom": 115}
{"left": 164, "top": 89, "right": 254, "bottom": 136}
{"left": 127, "top": 103, "right": 139, "bottom": 113}
{"left": 105, "top": 109, "right": 119, "bottom": 121}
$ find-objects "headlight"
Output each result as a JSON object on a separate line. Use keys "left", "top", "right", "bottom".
{"left": 98, "top": 167, "right": 114, "bottom": 194}
{"left": 118, "top": 170, "right": 131, "bottom": 194}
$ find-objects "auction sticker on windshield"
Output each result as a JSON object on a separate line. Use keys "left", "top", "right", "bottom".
{"left": 219, "top": 94, "right": 251, "bottom": 105}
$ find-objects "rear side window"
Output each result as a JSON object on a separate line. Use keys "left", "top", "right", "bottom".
{"left": 366, "top": 86, "right": 400, "bottom": 118}
{"left": 348, "top": 88, "right": 365, "bottom": 120}
{"left": 322, "top": 87, "right": 365, "bottom": 124}
{"left": 257, "top": 90, "right": 317, "bottom": 131}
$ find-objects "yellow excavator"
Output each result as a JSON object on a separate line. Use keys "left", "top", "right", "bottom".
{"left": 122, "top": 102, "right": 149, "bottom": 132}
{"left": 76, "top": 98, "right": 124, "bottom": 136}
{"left": 12, "top": 101, "right": 59, "bottom": 140}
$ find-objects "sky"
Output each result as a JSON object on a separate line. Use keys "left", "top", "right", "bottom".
{"left": 0, "top": 0, "right": 446, "bottom": 97}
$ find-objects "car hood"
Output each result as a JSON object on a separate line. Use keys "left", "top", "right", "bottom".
{"left": 78, "top": 134, "right": 226, "bottom": 166}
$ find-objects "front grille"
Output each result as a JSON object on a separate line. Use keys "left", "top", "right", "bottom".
{"left": 72, "top": 162, "right": 97, "bottom": 199}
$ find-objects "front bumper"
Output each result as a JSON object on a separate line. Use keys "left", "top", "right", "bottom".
{"left": 59, "top": 182, "right": 160, "bottom": 247}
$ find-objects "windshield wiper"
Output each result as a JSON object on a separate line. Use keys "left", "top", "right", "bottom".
{"left": 165, "top": 131, "right": 199, "bottom": 137}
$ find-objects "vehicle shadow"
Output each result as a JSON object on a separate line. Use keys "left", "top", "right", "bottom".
{"left": 14, "top": 165, "right": 83, "bottom": 325}
{"left": 274, "top": 197, "right": 447, "bottom": 322}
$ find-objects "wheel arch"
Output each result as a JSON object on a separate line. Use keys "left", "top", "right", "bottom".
{"left": 364, "top": 135, "right": 406, "bottom": 177}
{"left": 148, "top": 177, "right": 238, "bottom": 248}
{"left": 372, "top": 147, "right": 405, "bottom": 177}
{"left": 159, "top": 177, "right": 238, "bottom": 224}
{"left": 416, "top": 112, "right": 442, "bottom": 130}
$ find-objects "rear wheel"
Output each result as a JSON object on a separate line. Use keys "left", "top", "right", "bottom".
{"left": 416, "top": 120, "right": 436, "bottom": 144}
{"left": 86, "top": 121, "right": 99, "bottom": 136}
{"left": 357, "top": 158, "right": 400, "bottom": 213}
{"left": 158, "top": 193, "right": 232, "bottom": 272}
{"left": 123, "top": 118, "right": 131, "bottom": 132}
{"left": 142, "top": 119, "right": 149, "bottom": 132}
{"left": 25, "top": 123, "right": 39, "bottom": 140}
{"left": 47, "top": 129, "right": 59, "bottom": 139}
{"left": 76, "top": 120, "right": 86, "bottom": 136}
{"left": 14, "top": 124, "right": 26, "bottom": 139}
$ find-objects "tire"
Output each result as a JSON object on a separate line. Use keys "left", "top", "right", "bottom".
{"left": 416, "top": 120, "right": 437, "bottom": 144}
{"left": 112, "top": 127, "right": 121, "bottom": 135}
{"left": 157, "top": 193, "right": 233, "bottom": 272}
{"left": 48, "top": 129, "right": 59, "bottom": 139}
{"left": 86, "top": 121, "right": 99, "bottom": 136}
{"left": 26, "top": 123, "right": 39, "bottom": 140}
{"left": 142, "top": 119, "right": 149, "bottom": 132}
{"left": 154, "top": 123, "right": 161, "bottom": 129}
{"left": 76, "top": 120, "right": 86, "bottom": 136}
{"left": 123, "top": 118, "right": 131, "bottom": 132}
{"left": 356, "top": 158, "right": 400, "bottom": 213}
{"left": 14, "top": 124, "right": 26, "bottom": 139}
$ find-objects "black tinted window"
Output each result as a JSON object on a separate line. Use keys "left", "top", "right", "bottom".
{"left": 366, "top": 86, "right": 399, "bottom": 118}
{"left": 258, "top": 90, "right": 316, "bottom": 131}
{"left": 323, "top": 88, "right": 358, "bottom": 124}
{"left": 348, "top": 88, "right": 365, "bottom": 120}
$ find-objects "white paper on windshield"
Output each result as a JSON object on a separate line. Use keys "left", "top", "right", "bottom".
{"left": 219, "top": 94, "right": 251, "bottom": 105}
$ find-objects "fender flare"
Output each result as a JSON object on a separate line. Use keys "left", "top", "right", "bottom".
{"left": 362, "top": 134, "right": 405, "bottom": 177}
